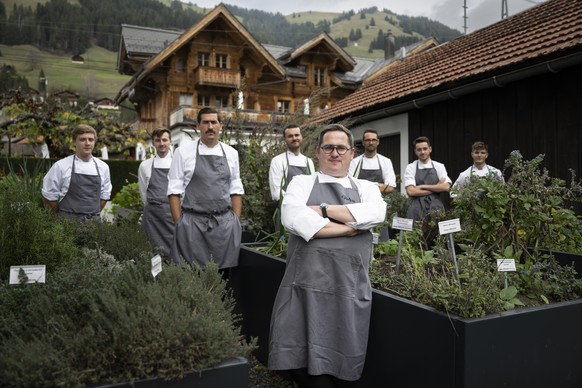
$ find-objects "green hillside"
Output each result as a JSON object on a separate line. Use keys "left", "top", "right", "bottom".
{"left": 287, "top": 10, "right": 423, "bottom": 58}
{"left": 0, "top": 44, "right": 129, "bottom": 99}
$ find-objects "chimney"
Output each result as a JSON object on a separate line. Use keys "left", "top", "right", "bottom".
{"left": 384, "top": 31, "right": 396, "bottom": 60}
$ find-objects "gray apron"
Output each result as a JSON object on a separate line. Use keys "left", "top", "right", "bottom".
{"left": 355, "top": 155, "right": 383, "bottom": 183}
{"left": 281, "top": 153, "right": 310, "bottom": 192}
{"left": 58, "top": 156, "right": 102, "bottom": 222}
{"left": 269, "top": 176, "right": 373, "bottom": 381}
{"left": 170, "top": 141, "right": 241, "bottom": 269}
{"left": 406, "top": 160, "right": 445, "bottom": 221}
{"left": 142, "top": 160, "right": 174, "bottom": 257}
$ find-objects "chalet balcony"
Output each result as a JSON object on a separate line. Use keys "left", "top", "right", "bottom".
{"left": 193, "top": 67, "right": 241, "bottom": 89}
{"left": 170, "top": 106, "right": 295, "bottom": 129}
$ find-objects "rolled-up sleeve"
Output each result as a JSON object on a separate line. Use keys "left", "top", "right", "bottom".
{"left": 345, "top": 179, "right": 387, "bottom": 229}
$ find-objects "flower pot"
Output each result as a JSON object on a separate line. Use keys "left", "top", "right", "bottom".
{"left": 91, "top": 357, "right": 248, "bottom": 388}
{"left": 232, "top": 245, "right": 582, "bottom": 388}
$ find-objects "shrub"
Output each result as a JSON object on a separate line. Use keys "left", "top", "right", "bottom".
{"left": 0, "top": 256, "right": 255, "bottom": 387}
{"left": 0, "top": 169, "right": 79, "bottom": 278}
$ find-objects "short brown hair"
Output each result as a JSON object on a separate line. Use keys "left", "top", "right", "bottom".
{"left": 72, "top": 124, "right": 97, "bottom": 141}
{"left": 362, "top": 129, "right": 378, "bottom": 140}
{"left": 283, "top": 124, "right": 300, "bottom": 137}
{"left": 197, "top": 107, "right": 221, "bottom": 124}
{"left": 471, "top": 141, "right": 488, "bottom": 152}
{"left": 413, "top": 136, "right": 431, "bottom": 147}
{"left": 152, "top": 127, "right": 171, "bottom": 140}
{"left": 317, "top": 124, "right": 354, "bottom": 148}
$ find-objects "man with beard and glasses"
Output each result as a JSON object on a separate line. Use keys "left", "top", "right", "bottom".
{"left": 167, "top": 107, "right": 243, "bottom": 269}
{"left": 349, "top": 129, "right": 396, "bottom": 195}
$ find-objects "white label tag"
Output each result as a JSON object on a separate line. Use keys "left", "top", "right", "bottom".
{"left": 9, "top": 265, "right": 46, "bottom": 284}
{"left": 497, "top": 259, "right": 516, "bottom": 272}
{"left": 372, "top": 232, "right": 379, "bottom": 244}
{"left": 438, "top": 218, "right": 461, "bottom": 235}
{"left": 392, "top": 216, "right": 414, "bottom": 231}
{"left": 151, "top": 255, "right": 162, "bottom": 278}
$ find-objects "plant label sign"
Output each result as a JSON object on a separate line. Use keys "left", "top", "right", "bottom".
{"left": 497, "top": 259, "right": 517, "bottom": 272}
{"left": 372, "top": 232, "right": 379, "bottom": 244}
{"left": 9, "top": 265, "right": 46, "bottom": 284}
{"left": 392, "top": 216, "right": 414, "bottom": 231}
{"left": 438, "top": 218, "right": 461, "bottom": 235}
{"left": 151, "top": 255, "right": 162, "bottom": 278}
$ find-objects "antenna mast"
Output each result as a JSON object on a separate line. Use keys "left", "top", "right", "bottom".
{"left": 462, "top": 0, "right": 468, "bottom": 34}
{"left": 502, "top": 0, "right": 509, "bottom": 19}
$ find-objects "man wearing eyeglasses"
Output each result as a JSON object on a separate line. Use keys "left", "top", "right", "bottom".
{"left": 349, "top": 129, "right": 397, "bottom": 194}
{"left": 269, "top": 124, "right": 386, "bottom": 386}
{"left": 167, "top": 107, "right": 243, "bottom": 269}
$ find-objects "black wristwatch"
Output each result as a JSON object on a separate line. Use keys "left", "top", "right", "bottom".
{"left": 320, "top": 203, "right": 329, "bottom": 218}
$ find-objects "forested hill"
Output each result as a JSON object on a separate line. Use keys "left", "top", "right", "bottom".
{"left": 0, "top": 0, "right": 461, "bottom": 57}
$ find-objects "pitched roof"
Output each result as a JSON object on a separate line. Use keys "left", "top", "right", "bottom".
{"left": 312, "top": 0, "right": 582, "bottom": 124}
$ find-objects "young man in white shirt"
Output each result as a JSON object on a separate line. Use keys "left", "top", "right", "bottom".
{"left": 167, "top": 107, "right": 243, "bottom": 269}
{"left": 42, "top": 124, "right": 111, "bottom": 222}
{"left": 138, "top": 127, "right": 174, "bottom": 257}
{"left": 268, "top": 124, "right": 315, "bottom": 202}
{"left": 451, "top": 141, "right": 504, "bottom": 197}
{"left": 349, "top": 129, "right": 397, "bottom": 194}
{"left": 403, "top": 136, "right": 451, "bottom": 221}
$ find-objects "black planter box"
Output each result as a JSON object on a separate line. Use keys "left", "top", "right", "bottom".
{"left": 232, "top": 245, "right": 582, "bottom": 388}
{"left": 91, "top": 357, "right": 248, "bottom": 388}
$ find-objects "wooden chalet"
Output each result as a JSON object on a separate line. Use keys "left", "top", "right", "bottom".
{"left": 114, "top": 4, "right": 437, "bottom": 144}
{"left": 312, "top": 0, "right": 582, "bottom": 199}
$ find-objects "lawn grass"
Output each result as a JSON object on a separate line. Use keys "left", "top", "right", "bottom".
{"left": 0, "top": 44, "right": 130, "bottom": 99}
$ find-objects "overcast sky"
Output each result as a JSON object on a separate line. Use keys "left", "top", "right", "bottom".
{"left": 186, "top": 0, "right": 545, "bottom": 33}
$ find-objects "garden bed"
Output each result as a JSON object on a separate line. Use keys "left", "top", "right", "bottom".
{"left": 232, "top": 245, "right": 582, "bottom": 388}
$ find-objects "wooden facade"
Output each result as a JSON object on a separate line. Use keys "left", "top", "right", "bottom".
{"left": 115, "top": 5, "right": 363, "bottom": 133}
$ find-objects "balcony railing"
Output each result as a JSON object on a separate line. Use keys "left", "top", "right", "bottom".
{"left": 193, "top": 67, "right": 241, "bottom": 89}
{"left": 170, "top": 106, "right": 295, "bottom": 128}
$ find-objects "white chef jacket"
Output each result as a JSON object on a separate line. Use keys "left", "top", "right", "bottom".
{"left": 403, "top": 159, "right": 452, "bottom": 188}
{"left": 138, "top": 154, "right": 173, "bottom": 203}
{"left": 167, "top": 140, "right": 244, "bottom": 198}
{"left": 282, "top": 172, "right": 387, "bottom": 242}
{"left": 269, "top": 151, "right": 316, "bottom": 201}
{"left": 349, "top": 153, "right": 397, "bottom": 187}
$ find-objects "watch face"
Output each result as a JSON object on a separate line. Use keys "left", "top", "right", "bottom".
{"left": 321, "top": 203, "right": 328, "bottom": 208}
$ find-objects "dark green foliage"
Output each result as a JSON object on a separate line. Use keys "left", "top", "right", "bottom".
{"left": 370, "top": 152, "right": 582, "bottom": 318}
{"left": 72, "top": 220, "right": 153, "bottom": 262}
{"left": 0, "top": 258, "right": 255, "bottom": 387}
{"left": 0, "top": 163, "right": 79, "bottom": 278}
{"left": 0, "top": 65, "right": 29, "bottom": 93}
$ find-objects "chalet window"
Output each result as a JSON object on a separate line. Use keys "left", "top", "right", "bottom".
{"left": 216, "top": 54, "right": 228, "bottom": 69}
{"left": 215, "top": 96, "right": 229, "bottom": 108}
{"left": 197, "top": 95, "right": 211, "bottom": 106}
{"left": 179, "top": 93, "right": 192, "bottom": 105}
{"left": 277, "top": 100, "right": 290, "bottom": 113}
{"left": 176, "top": 58, "right": 185, "bottom": 72}
{"left": 198, "top": 52, "right": 210, "bottom": 67}
{"left": 314, "top": 67, "right": 325, "bottom": 86}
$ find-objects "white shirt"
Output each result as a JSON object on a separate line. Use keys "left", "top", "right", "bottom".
{"left": 349, "top": 154, "right": 397, "bottom": 187}
{"left": 403, "top": 159, "right": 452, "bottom": 188}
{"left": 167, "top": 140, "right": 244, "bottom": 198}
{"left": 451, "top": 164, "right": 504, "bottom": 196}
{"left": 282, "top": 172, "right": 387, "bottom": 242}
{"left": 138, "top": 154, "right": 173, "bottom": 203}
{"left": 269, "top": 151, "right": 316, "bottom": 201}
{"left": 41, "top": 155, "right": 112, "bottom": 202}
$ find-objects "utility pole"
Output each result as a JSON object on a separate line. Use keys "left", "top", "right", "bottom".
{"left": 502, "top": 0, "right": 509, "bottom": 19}
{"left": 462, "top": 0, "right": 468, "bottom": 34}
